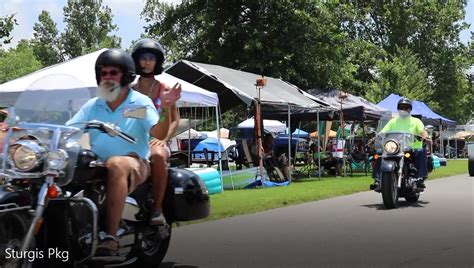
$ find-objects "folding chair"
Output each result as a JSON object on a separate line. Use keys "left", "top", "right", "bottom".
{"left": 263, "top": 155, "right": 286, "bottom": 182}
{"left": 240, "top": 139, "right": 255, "bottom": 168}
{"left": 348, "top": 153, "right": 370, "bottom": 176}
{"left": 299, "top": 151, "right": 326, "bottom": 178}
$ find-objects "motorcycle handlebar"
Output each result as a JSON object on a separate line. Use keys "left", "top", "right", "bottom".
{"left": 85, "top": 120, "right": 137, "bottom": 144}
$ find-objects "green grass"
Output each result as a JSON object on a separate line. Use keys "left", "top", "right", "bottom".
{"left": 426, "top": 159, "right": 468, "bottom": 179}
{"left": 203, "top": 159, "right": 468, "bottom": 222}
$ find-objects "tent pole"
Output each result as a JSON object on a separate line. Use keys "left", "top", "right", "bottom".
{"left": 439, "top": 125, "right": 443, "bottom": 156}
{"left": 454, "top": 131, "right": 458, "bottom": 159}
{"left": 188, "top": 115, "right": 191, "bottom": 167}
{"left": 255, "top": 100, "right": 264, "bottom": 186}
{"left": 294, "top": 120, "right": 302, "bottom": 172}
{"left": 362, "top": 120, "right": 368, "bottom": 176}
{"left": 216, "top": 105, "right": 224, "bottom": 192}
{"left": 317, "top": 111, "right": 321, "bottom": 180}
{"left": 288, "top": 104, "right": 291, "bottom": 183}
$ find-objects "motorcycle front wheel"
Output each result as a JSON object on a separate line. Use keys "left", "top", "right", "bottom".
{"left": 0, "top": 211, "right": 30, "bottom": 268}
{"left": 381, "top": 171, "right": 399, "bottom": 209}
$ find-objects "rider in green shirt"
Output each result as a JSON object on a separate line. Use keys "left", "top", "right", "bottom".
{"left": 379, "top": 98, "right": 430, "bottom": 188}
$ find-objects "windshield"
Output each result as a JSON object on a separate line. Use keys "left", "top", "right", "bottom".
{"left": 8, "top": 74, "right": 92, "bottom": 125}
{"left": 375, "top": 132, "right": 418, "bottom": 156}
{"left": 376, "top": 112, "right": 395, "bottom": 133}
{"left": 2, "top": 74, "right": 95, "bottom": 185}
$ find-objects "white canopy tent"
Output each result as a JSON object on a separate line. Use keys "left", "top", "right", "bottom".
{"left": 0, "top": 48, "right": 218, "bottom": 108}
{"left": 238, "top": 117, "right": 286, "bottom": 134}
{"left": 0, "top": 48, "right": 226, "bottom": 191}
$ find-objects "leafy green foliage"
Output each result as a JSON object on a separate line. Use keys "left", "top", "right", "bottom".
{"left": 61, "top": 0, "right": 121, "bottom": 59}
{"left": 367, "top": 47, "right": 431, "bottom": 104}
{"left": 0, "top": 42, "right": 42, "bottom": 84}
{"left": 142, "top": 0, "right": 472, "bottom": 123}
{"left": 0, "top": 14, "right": 17, "bottom": 47}
{"left": 31, "top": 11, "right": 63, "bottom": 66}
{"left": 143, "top": 0, "right": 352, "bottom": 90}
{"left": 344, "top": 1, "right": 472, "bottom": 121}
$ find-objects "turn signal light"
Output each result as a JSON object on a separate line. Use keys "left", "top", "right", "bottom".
{"left": 404, "top": 153, "right": 411, "bottom": 158}
{"left": 374, "top": 154, "right": 379, "bottom": 160}
{"left": 47, "top": 185, "right": 59, "bottom": 198}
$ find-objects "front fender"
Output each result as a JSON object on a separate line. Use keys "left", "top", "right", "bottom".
{"left": 0, "top": 185, "right": 32, "bottom": 207}
{"left": 380, "top": 160, "right": 397, "bottom": 173}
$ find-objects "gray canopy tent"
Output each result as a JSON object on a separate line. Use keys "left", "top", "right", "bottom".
{"left": 304, "top": 89, "right": 391, "bottom": 176}
{"left": 165, "top": 60, "right": 336, "bottom": 181}
{"left": 306, "top": 89, "right": 390, "bottom": 121}
{"left": 165, "top": 60, "right": 334, "bottom": 117}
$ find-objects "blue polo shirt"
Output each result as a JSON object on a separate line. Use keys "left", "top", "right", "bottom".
{"left": 66, "top": 89, "right": 159, "bottom": 161}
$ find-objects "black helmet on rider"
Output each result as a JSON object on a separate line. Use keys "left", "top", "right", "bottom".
{"left": 95, "top": 49, "right": 136, "bottom": 87}
{"left": 131, "top": 38, "right": 165, "bottom": 75}
{"left": 397, "top": 98, "right": 412, "bottom": 111}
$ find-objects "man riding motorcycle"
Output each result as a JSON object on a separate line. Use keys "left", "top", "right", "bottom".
{"left": 375, "top": 97, "right": 430, "bottom": 189}
{"left": 66, "top": 49, "right": 176, "bottom": 259}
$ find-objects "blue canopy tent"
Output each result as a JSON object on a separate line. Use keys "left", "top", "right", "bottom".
{"left": 193, "top": 137, "right": 234, "bottom": 159}
{"left": 377, "top": 94, "right": 456, "bottom": 127}
{"left": 286, "top": 127, "right": 309, "bottom": 138}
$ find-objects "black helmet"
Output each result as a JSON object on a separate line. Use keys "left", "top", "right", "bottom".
{"left": 131, "top": 38, "right": 165, "bottom": 75}
{"left": 95, "top": 49, "right": 136, "bottom": 86}
{"left": 397, "top": 97, "right": 412, "bottom": 110}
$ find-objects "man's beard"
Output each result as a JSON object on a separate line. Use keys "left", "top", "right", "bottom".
{"left": 97, "top": 80, "right": 122, "bottom": 102}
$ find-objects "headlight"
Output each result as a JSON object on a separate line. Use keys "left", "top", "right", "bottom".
{"left": 383, "top": 140, "right": 399, "bottom": 154}
{"left": 10, "top": 141, "right": 45, "bottom": 171}
{"left": 47, "top": 149, "right": 69, "bottom": 170}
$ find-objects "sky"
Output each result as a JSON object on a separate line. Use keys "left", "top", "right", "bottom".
{"left": 0, "top": 0, "right": 179, "bottom": 49}
{"left": 0, "top": 0, "right": 473, "bottom": 50}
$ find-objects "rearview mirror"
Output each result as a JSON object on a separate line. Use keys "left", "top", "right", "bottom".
{"left": 123, "top": 105, "right": 146, "bottom": 119}
{"left": 424, "top": 125, "right": 434, "bottom": 136}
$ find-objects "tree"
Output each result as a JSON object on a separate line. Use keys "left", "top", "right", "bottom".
{"left": 61, "top": 0, "right": 121, "bottom": 58}
{"left": 0, "top": 14, "right": 17, "bottom": 47}
{"left": 0, "top": 41, "right": 42, "bottom": 84}
{"left": 142, "top": 0, "right": 472, "bottom": 122}
{"left": 31, "top": 11, "right": 63, "bottom": 66}
{"left": 345, "top": 1, "right": 471, "bottom": 122}
{"left": 142, "top": 0, "right": 352, "bottom": 90}
{"left": 367, "top": 47, "right": 431, "bottom": 104}
{"left": 469, "top": 33, "right": 474, "bottom": 63}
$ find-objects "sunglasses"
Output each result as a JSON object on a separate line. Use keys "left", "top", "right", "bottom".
{"left": 399, "top": 106, "right": 411, "bottom": 111}
{"left": 100, "top": 70, "right": 121, "bottom": 77}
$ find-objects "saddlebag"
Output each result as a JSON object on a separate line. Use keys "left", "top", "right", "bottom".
{"left": 166, "top": 168, "right": 210, "bottom": 221}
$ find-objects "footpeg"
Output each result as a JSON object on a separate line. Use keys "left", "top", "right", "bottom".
{"left": 370, "top": 183, "right": 380, "bottom": 192}
{"left": 157, "top": 223, "right": 171, "bottom": 240}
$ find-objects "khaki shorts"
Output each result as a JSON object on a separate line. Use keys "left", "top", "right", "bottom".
{"left": 123, "top": 153, "right": 151, "bottom": 193}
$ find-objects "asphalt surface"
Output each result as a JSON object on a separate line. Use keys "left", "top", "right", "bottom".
{"left": 161, "top": 174, "right": 473, "bottom": 268}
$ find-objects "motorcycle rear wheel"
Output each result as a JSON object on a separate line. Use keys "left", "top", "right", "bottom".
{"left": 135, "top": 223, "right": 172, "bottom": 266}
{"left": 381, "top": 171, "right": 399, "bottom": 209}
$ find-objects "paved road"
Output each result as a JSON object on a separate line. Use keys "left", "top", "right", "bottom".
{"left": 161, "top": 174, "right": 473, "bottom": 268}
